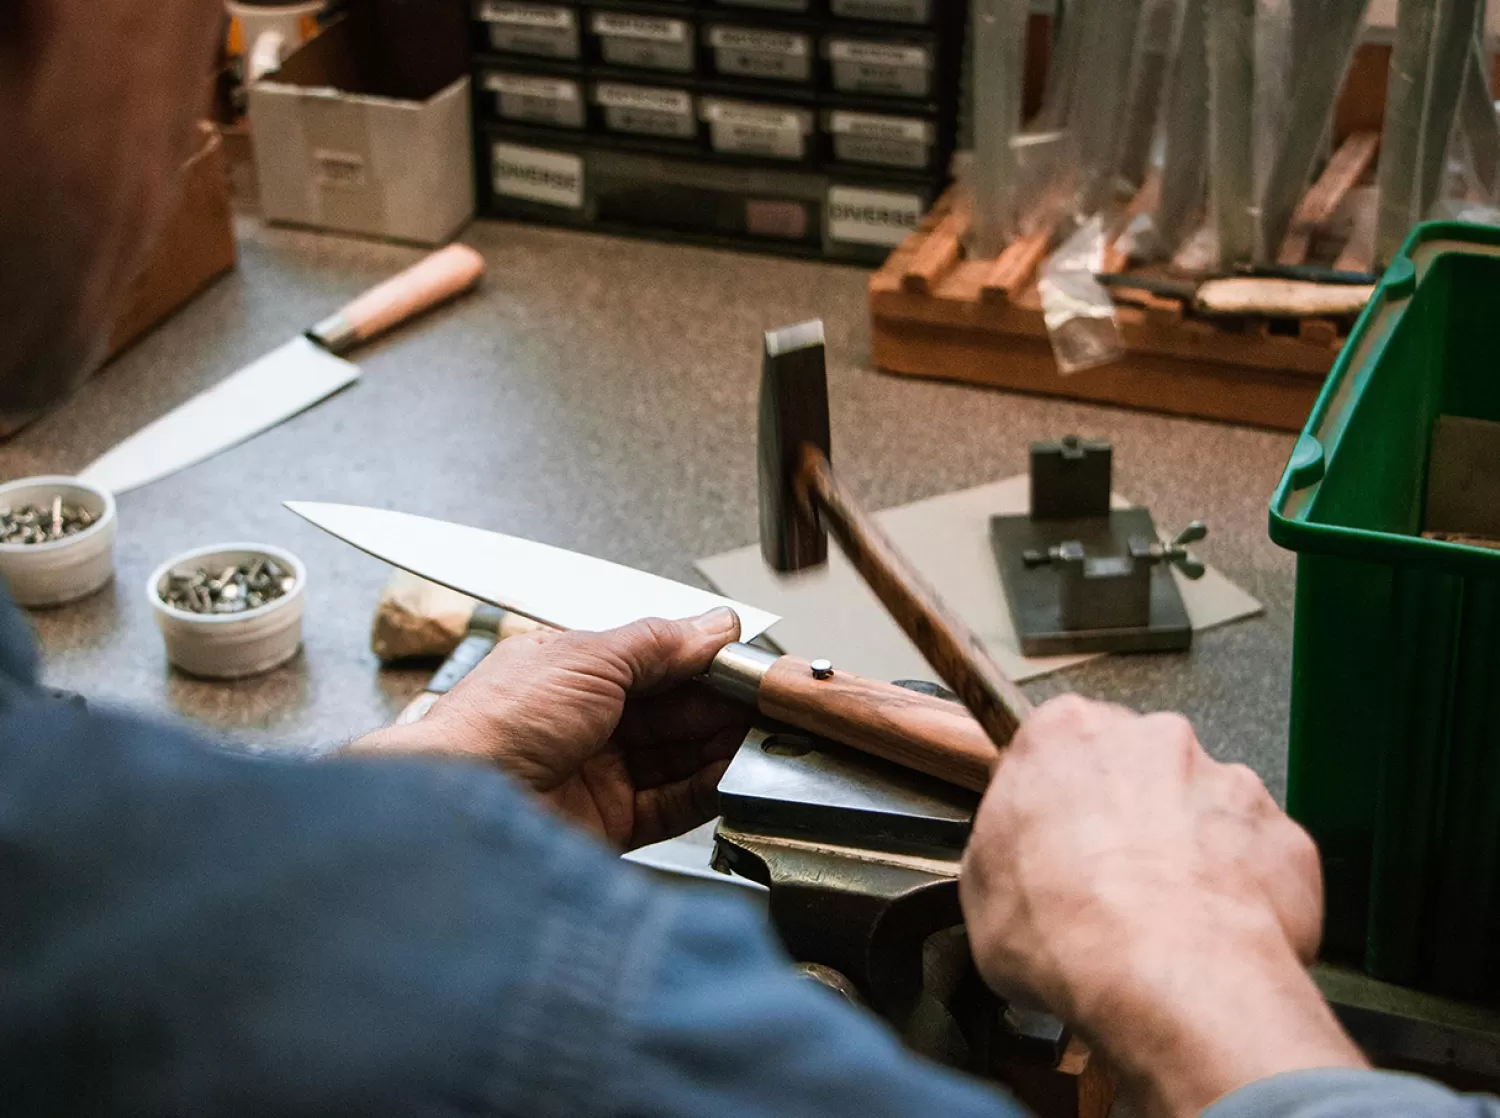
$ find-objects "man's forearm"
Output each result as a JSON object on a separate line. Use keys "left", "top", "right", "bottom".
{"left": 1069, "top": 916, "right": 1365, "bottom": 1117}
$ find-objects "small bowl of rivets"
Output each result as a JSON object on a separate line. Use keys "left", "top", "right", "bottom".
{"left": 0, "top": 475, "right": 117, "bottom": 607}
{"left": 148, "top": 542, "right": 307, "bottom": 679}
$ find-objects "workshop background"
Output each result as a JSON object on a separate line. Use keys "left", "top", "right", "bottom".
{"left": 7, "top": 0, "right": 1500, "bottom": 1109}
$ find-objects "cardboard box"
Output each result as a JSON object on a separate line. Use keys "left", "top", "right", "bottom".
{"left": 249, "top": 15, "right": 473, "bottom": 245}
{"left": 106, "top": 123, "right": 238, "bottom": 361}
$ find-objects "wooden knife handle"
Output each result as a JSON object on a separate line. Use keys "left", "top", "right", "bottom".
{"left": 310, "top": 244, "right": 485, "bottom": 355}
{"left": 759, "top": 656, "right": 999, "bottom": 792}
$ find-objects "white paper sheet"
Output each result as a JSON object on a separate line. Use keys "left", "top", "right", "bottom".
{"left": 696, "top": 475, "right": 1263, "bottom": 684}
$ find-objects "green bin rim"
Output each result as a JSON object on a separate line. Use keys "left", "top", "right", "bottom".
{"left": 1268, "top": 220, "right": 1500, "bottom": 576}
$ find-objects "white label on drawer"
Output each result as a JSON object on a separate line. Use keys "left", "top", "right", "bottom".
{"left": 829, "top": 0, "right": 931, "bottom": 22}
{"left": 492, "top": 143, "right": 583, "bottom": 209}
{"left": 485, "top": 73, "right": 580, "bottom": 101}
{"left": 827, "top": 39, "right": 929, "bottom": 67}
{"left": 709, "top": 26, "right": 811, "bottom": 79}
{"left": 827, "top": 186, "right": 923, "bottom": 246}
{"left": 478, "top": 2, "right": 574, "bottom": 27}
{"left": 483, "top": 4, "right": 577, "bottom": 57}
{"left": 704, "top": 101, "right": 809, "bottom": 159}
{"left": 828, "top": 39, "right": 931, "bottom": 95}
{"left": 591, "top": 13, "right": 688, "bottom": 42}
{"left": 708, "top": 27, "right": 809, "bottom": 55}
{"left": 827, "top": 110, "right": 932, "bottom": 142}
{"left": 595, "top": 83, "right": 693, "bottom": 114}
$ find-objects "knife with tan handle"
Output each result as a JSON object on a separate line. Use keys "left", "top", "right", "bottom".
{"left": 80, "top": 245, "right": 485, "bottom": 495}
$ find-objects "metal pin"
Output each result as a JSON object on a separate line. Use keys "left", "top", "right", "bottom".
{"left": 810, "top": 658, "right": 835, "bottom": 680}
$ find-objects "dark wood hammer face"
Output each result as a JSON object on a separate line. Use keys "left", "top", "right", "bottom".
{"left": 759, "top": 320, "right": 831, "bottom": 573}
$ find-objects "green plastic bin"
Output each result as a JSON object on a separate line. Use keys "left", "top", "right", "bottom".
{"left": 1270, "top": 222, "right": 1500, "bottom": 1002}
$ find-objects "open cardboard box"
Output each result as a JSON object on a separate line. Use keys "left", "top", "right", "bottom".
{"left": 249, "top": 12, "right": 473, "bottom": 246}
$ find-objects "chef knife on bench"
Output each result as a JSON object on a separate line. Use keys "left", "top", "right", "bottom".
{"left": 78, "top": 245, "right": 485, "bottom": 495}
{"left": 286, "top": 501, "right": 1005, "bottom": 793}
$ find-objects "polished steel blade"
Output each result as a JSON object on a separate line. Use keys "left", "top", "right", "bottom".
{"left": 80, "top": 336, "right": 359, "bottom": 495}
{"left": 285, "top": 501, "right": 780, "bottom": 640}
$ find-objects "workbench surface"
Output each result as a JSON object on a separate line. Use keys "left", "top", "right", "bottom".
{"left": 1, "top": 219, "right": 1300, "bottom": 795}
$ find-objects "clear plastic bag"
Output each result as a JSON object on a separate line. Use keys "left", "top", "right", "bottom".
{"left": 1039, "top": 216, "right": 1125, "bottom": 375}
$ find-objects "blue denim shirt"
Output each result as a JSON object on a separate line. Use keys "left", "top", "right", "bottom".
{"left": 0, "top": 597, "right": 1493, "bottom": 1116}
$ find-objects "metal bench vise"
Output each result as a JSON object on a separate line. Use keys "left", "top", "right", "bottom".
{"left": 712, "top": 683, "right": 1114, "bottom": 1118}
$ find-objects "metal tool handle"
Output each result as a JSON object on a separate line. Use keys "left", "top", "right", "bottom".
{"left": 309, "top": 244, "right": 486, "bottom": 355}
{"left": 795, "top": 445, "right": 1034, "bottom": 749}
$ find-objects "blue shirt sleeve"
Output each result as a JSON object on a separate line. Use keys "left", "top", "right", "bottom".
{"left": 615, "top": 887, "right": 1018, "bottom": 1118}
{"left": 0, "top": 692, "right": 1021, "bottom": 1118}
{"left": 1205, "top": 1068, "right": 1500, "bottom": 1118}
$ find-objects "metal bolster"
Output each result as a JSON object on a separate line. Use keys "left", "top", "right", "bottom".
{"left": 705, "top": 643, "right": 780, "bottom": 705}
{"left": 307, "top": 313, "right": 359, "bottom": 355}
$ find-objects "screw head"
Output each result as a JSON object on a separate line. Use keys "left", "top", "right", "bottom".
{"left": 810, "top": 658, "right": 835, "bottom": 680}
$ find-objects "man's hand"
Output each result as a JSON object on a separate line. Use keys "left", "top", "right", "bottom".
{"left": 350, "top": 608, "right": 750, "bottom": 851}
{"left": 960, "top": 695, "right": 1365, "bottom": 1117}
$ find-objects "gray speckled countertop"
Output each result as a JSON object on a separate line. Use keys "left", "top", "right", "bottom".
{"left": 0, "top": 218, "right": 1299, "bottom": 795}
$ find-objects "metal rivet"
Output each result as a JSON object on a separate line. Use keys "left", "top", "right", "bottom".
{"left": 810, "top": 658, "right": 834, "bottom": 680}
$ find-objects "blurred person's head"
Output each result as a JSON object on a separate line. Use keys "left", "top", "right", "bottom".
{"left": 0, "top": 1, "right": 222, "bottom": 424}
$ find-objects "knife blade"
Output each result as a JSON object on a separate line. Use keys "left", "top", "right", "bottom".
{"left": 286, "top": 501, "right": 1003, "bottom": 793}
{"left": 283, "top": 501, "right": 781, "bottom": 639}
{"left": 79, "top": 245, "right": 485, "bottom": 495}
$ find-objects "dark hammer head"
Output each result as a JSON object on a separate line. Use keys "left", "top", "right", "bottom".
{"left": 759, "top": 320, "right": 831, "bottom": 573}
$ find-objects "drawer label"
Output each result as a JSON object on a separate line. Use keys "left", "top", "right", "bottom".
{"left": 596, "top": 83, "right": 693, "bottom": 114}
{"left": 492, "top": 143, "right": 583, "bottom": 209}
{"left": 485, "top": 73, "right": 580, "bottom": 101}
{"left": 827, "top": 186, "right": 923, "bottom": 246}
{"left": 827, "top": 40, "right": 929, "bottom": 67}
{"left": 477, "top": 2, "right": 574, "bottom": 27}
{"left": 591, "top": 13, "right": 688, "bottom": 42}
{"left": 709, "top": 27, "right": 809, "bottom": 55}
{"left": 710, "top": 25, "right": 812, "bottom": 80}
{"left": 827, "top": 110, "right": 932, "bottom": 141}
{"left": 704, "top": 101, "right": 809, "bottom": 159}
{"left": 829, "top": 0, "right": 931, "bottom": 22}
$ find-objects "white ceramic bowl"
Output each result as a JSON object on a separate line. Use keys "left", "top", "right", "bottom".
{"left": 148, "top": 543, "right": 306, "bottom": 680}
{"left": 0, "top": 475, "right": 117, "bottom": 607}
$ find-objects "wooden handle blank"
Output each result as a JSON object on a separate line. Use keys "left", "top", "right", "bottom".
{"left": 798, "top": 446, "right": 1033, "bottom": 750}
{"left": 759, "top": 656, "right": 999, "bottom": 792}
{"left": 329, "top": 244, "right": 485, "bottom": 351}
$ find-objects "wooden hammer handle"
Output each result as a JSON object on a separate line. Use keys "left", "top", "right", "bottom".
{"left": 797, "top": 445, "right": 1033, "bottom": 748}
{"left": 760, "top": 656, "right": 999, "bottom": 791}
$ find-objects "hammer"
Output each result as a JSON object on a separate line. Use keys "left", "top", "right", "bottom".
{"left": 700, "top": 323, "right": 1032, "bottom": 792}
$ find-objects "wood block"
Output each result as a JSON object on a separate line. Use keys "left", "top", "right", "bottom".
{"left": 981, "top": 230, "right": 1052, "bottom": 304}
{"left": 869, "top": 313, "right": 1325, "bottom": 430}
{"left": 1299, "top": 318, "right": 1341, "bottom": 346}
{"left": 901, "top": 209, "right": 966, "bottom": 295}
{"left": 1278, "top": 131, "right": 1380, "bottom": 266}
{"left": 371, "top": 570, "right": 477, "bottom": 662}
{"left": 1101, "top": 172, "right": 1162, "bottom": 274}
